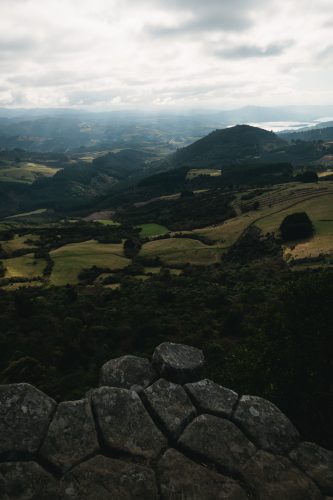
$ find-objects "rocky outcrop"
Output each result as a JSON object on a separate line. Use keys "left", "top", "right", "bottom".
{"left": 0, "top": 342, "right": 331, "bottom": 499}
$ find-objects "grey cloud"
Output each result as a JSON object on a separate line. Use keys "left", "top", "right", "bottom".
{"left": 147, "top": 0, "right": 267, "bottom": 35}
{"left": 216, "top": 40, "right": 294, "bottom": 59}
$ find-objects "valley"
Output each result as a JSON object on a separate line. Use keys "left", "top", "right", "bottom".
{"left": 1, "top": 122, "right": 333, "bottom": 450}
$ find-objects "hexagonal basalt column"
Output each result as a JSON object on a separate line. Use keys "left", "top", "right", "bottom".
{"left": 0, "top": 461, "right": 61, "bottom": 499}
{"left": 99, "top": 355, "right": 157, "bottom": 392}
{"left": 0, "top": 383, "right": 56, "bottom": 459}
{"left": 39, "top": 399, "right": 99, "bottom": 472}
{"left": 178, "top": 414, "right": 256, "bottom": 474}
{"left": 91, "top": 387, "right": 167, "bottom": 459}
{"left": 242, "top": 450, "right": 322, "bottom": 500}
{"left": 158, "top": 449, "right": 249, "bottom": 500}
{"left": 61, "top": 455, "right": 158, "bottom": 500}
{"left": 290, "top": 442, "right": 333, "bottom": 495}
{"left": 185, "top": 379, "right": 238, "bottom": 418}
{"left": 152, "top": 342, "right": 205, "bottom": 384}
{"left": 143, "top": 379, "right": 196, "bottom": 439}
{"left": 233, "top": 395, "right": 299, "bottom": 454}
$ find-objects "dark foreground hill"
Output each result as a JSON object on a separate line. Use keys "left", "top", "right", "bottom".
{"left": 165, "top": 125, "right": 287, "bottom": 168}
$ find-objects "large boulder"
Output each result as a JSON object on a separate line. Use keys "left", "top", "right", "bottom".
{"left": 290, "top": 442, "right": 333, "bottom": 495}
{"left": 91, "top": 387, "right": 166, "bottom": 459}
{"left": 39, "top": 399, "right": 99, "bottom": 472}
{"left": 99, "top": 355, "right": 157, "bottom": 392}
{"left": 61, "top": 455, "right": 158, "bottom": 500}
{"left": 158, "top": 449, "right": 248, "bottom": 500}
{"left": 185, "top": 379, "right": 238, "bottom": 418}
{"left": 242, "top": 450, "right": 322, "bottom": 500}
{"left": 152, "top": 342, "right": 205, "bottom": 384}
{"left": 233, "top": 395, "right": 299, "bottom": 454}
{"left": 143, "top": 379, "right": 196, "bottom": 439}
{"left": 0, "top": 384, "right": 56, "bottom": 459}
{"left": 178, "top": 414, "right": 256, "bottom": 474}
{"left": 0, "top": 461, "right": 60, "bottom": 500}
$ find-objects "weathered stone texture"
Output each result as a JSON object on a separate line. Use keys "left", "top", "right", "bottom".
{"left": 143, "top": 379, "right": 196, "bottom": 438}
{"left": 233, "top": 395, "right": 299, "bottom": 454}
{"left": 290, "top": 442, "right": 333, "bottom": 495}
{"left": 91, "top": 387, "right": 166, "bottom": 458}
{"left": 0, "top": 461, "right": 60, "bottom": 500}
{"left": 61, "top": 455, "right": 158, "bottom": 500}
{"left": 99, "top": 355, "right": 157, "bottom": 392}
{"left": 152, "top": 342, "right": 205, "bottom": 384}
{"left": 39, "top": 399, "right": 99, "bottom": 471}
{"left": 178, "top": 414, "right": 256, "bottom": 474}
{"left": 0, "top": 383, "right": 56, "bottom": 458}
{"left": 242, "top": 450, "right": 322, "bottom": 500}
{"left": 158, "top": 448, "right": 249, "bottom": 500}
{"left": 185, "top": 379, "right": 238, "bottom": 417}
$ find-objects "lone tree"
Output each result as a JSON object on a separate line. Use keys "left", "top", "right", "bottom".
{"left": 280, "top": 212, "right": 314, "bottom": 241}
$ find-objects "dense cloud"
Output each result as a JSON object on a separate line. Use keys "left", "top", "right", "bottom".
{"left": 0, "top": 0, "right": 332, "bottom": 108}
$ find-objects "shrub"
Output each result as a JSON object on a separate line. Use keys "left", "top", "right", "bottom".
{"left": 280, "top": 212, "right": 314, "bottom": 241}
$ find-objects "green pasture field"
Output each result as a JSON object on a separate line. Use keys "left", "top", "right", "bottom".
{"left": 3, "top": 254, "right": 46, "bottom": 279}
{"left": 0, "top": 234, "right": 39, "bottom": 255}
{"left": 140, "top": 237, "right": 223, "bottom": 266}
{"left": 0, "top": 163, "right": 60, "bottom": 184}
{"left": 138, "top": 223, "right": 169, "bottom": 238}
{"left": 50, "top": 240, "right": 130, "bottom": 286}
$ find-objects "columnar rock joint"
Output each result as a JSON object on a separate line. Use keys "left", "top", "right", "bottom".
{"left": 0, "top": 342, "right": 332, "bottom": 500}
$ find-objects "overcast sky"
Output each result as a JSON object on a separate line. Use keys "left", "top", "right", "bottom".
{"left": 0, "top": 0, "right": 332, "bottom": 109}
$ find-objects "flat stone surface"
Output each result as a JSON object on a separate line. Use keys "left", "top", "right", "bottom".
{"left": 61, "top": 455, "right": 158, "bottom": 500}
{"left": 158, "top": 448, "right": 249, "bottom": 500}
{"left": 0, "top": 383, "right": 56, "bottom": 458}
{"left": 185, "top": 379, "right": 238, "bottom": 417}
{"left": 0, "top": 461, "right": 60, "bottom": 500}
{"left": 290, "top": 441, "right": 333, "bottom": 495}
{"left": 143, "top": 379, "right": 196, "bottom": 439}
{"left": 99, "top": 355, "right": 157, "bottom": 392}
{"left": 178, "top": 414, "right": 256, "bottom": 474}
{"left": 152, "top": 342, "right": 205, "bottom": 384}
{"left": 39, "top": 399, "right": 99, "bottom": 471}
{"left": 242, "top": 450, "right": 322, "bottom": 500}
{"left": 91, "top": 387, "right": 166, "bottom": 459}
{"left": 233, "top": 395, "right": 299, "bottom": 454}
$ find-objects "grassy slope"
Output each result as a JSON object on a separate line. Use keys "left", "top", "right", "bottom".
{"left": 4, "top": 254, "right": 46, "bottom": 279}
{"left": 0, "top": 234, "right": 39, "bottom": 255}
{"left": 138, "top": 223, "right": 169, "bottom": 238}
{"left": 50, "top": 240, "right": 130, "bottom": 285}
{"left": 140, "top": 237, "right": 223, "bottom": 266}
{"left": 0, "top": 163, "right": 60, "bottom": 184}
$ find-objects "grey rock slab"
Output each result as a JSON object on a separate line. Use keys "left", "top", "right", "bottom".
{"left": 152, "top": 342, "right": 205, "bottom": 384}
{"left": 91, "top": 387, "right": 166, "bottom": 458}
{"left": 0, "top": 461, "right": 61, "bottom": 500}
{"left": 61, "top": 455, "right": 158, "bottom": 500}
{"left": 39, "top": 399, "right": 99, "bottom": 472}
{"left": 185, "top": 379, "right": 238, "bottom": 418}
{"left": 178, "top": 414, "right": 256, "bottom": 474}
{"left": 158, "top": 448, "right": 249, "bottom": 500}
{"left": 143, "top": 378, "right": 196, "bottom": 439}
{"left": 99, "top": 355, "right": 157, "bottom": 392}
{"left": 233, "top": 395, "right": 299, "bottom": 454}
{"left": 0, "top": 383, "right": 56, "bottom": 458}
{"left": 290, "top": 441, "right": 333, "bottom": 495}
{"left": 242, "top": 450, "right": 322, "bottom": 500}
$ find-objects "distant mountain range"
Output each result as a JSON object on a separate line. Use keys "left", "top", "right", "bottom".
{"left": 1, "top": 105, "right": 333, "bottom": 153}
{"left": 0, "top": 123, "right": 332, "bottom": 218}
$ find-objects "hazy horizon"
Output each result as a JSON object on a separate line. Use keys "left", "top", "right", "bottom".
{"left": 1, "top": 0, "right": 333, "bottom": 110}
